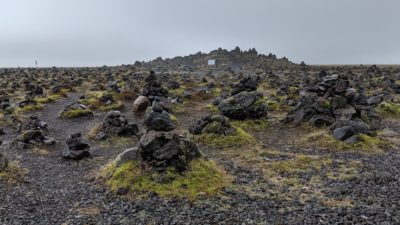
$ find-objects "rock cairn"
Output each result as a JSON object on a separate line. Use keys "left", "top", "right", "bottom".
{"left": 63, "top": 133, "right": 90, "bottom": 160}
{"left": 189, "top": 115, "right": 235, "bottom": 135}
{"left": 285, "top": 72, "right": 384, "bottom": 143}
{"left": 95, "top": 111, "right": 139, "bottom": 140}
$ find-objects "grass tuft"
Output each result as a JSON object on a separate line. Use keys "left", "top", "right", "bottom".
{"left": 15, "top": 104, "right": 43, "bottom": 114}
{"left": 302, "top": 129, "right": 389, "bottom": 153}
{"left": 196, "top": 127, "right": 255, "bottom": 148}
{"left": 231, "top": 119, "right": 269, "bottom": 131}
{"left": 60, "top": 109, "right": 93, "bottom": 118}
{"left": 376, "top": 101, "right": 400, "bottom": 117}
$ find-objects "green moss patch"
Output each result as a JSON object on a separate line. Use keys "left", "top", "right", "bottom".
{"left": 231, "top": 119, "right": 268, "bottom": 131}
{"left": 267, "top": 154, "right": 333, "bottom": 175}
{"left": 60, "top": 109, "right": 93, "bottom": 118}
{"left": 196, "top": 127, "right": 255, "bottom": 148}
{"left": 15, "top": 104, "right": 43, "bottom": 114}
{"left": 79, "top": 91, "right": 123, "bottom": 111}
{"left": 169, "top": 86, "right": 187, "bottom": 97}
{"left": 206, "top": 104, "right": 219, "bottom": 113}
{"left": 98, "top": 102, "right": 124, "bottom": 111}
{"left": 267, "top": 100, "right": 279, "bottom": 111}
{"left": 302, "top": 129, "right": 389, "bottom": 153}
{"left": 35, "top": 96, "right": 56, "bottom": 104}
{"left": 169, "top": 114, "right": 178, "bottom": 123}
{"left": 102, "top": 159, "right": 232, "bottom": 200}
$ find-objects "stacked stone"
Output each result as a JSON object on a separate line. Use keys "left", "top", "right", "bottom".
{"left": 285, "top": 72, "right": 383, "bottom": 143}
{"left": 63, "top": 133, "right": 90, "bottom": 160}
{"left": 189, "top": 115, "right": 235, "bottom": 135}
{"left": 15, "top": 116, "right": 55, "bottom": 149}
{"left": 95, "top": 111, "right": 139, "bottom": 140}
{"left": 214, "top": 76, "right": 267, "bottom": 120}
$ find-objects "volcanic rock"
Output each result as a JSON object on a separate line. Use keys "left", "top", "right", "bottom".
{"left": 218, "top": 91, "right": 267, "bottom": 120}
{"left": 63, "top": 133, "right": 90, "bottom": 160}
{"left": 139, "top": 130, "right": 201, "bottom": 172}
{"left": 189, "top": 115, "right": 235, "bottom": 135}
{"left": 96, "top": 111, "right": 139, "bottom": 139}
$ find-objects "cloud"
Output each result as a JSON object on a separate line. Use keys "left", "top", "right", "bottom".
{"left": 0, "top": 0, "right": 399, "bottom": 67}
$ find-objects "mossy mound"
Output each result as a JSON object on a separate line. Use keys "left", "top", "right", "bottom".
{"left": 376, "top": 101, "right": 400, "bottom": 117}
{"left": 79, "top": 91, "right": 124, "bottom": 111}
{"left": 302, "top": 129, "right": 389, "bottom": 153}
{"left": 196, "top": 127, "right": 255, "bottom": 148}
{"left": 35, "top": 96, "right": 56, "bottom": 104}
{"left": 60, "top": 109, "right": 93, "bottom": 118}
{"left": 206, "top": 104, "right": 219, "bottom": 113}
{"left": 98, "top": 102, "right": 124, "bottom": 111}
{"left": 102, "top": 159, "right": 231, "bottom": 200}
{"left": 15, "top": 104, "right": 43, "bottom": 114}
{"left": 231, "top": 119, "right": 268, "bottom": 131}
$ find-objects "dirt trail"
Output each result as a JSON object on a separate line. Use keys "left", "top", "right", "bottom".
{"left": 0, "top": 92, "right": 129, "bottom": 225}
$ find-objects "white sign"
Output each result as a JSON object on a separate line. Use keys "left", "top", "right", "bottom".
{"left": 208, "top": 59, "right": 216, "bottom": 66}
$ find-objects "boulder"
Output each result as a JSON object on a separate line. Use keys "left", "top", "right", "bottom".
{"left": 133, "top": 95, "right": 150, "bottom": 113}
{"left": 144, "top": 111, "right": 175, "bottom": 132}
{"left": 114, "top": 147, "right": 140, "bottom": 167}
{"left": 332, "top": 126, "right": 354, "bottom": 141}
{"left": 218, "top": 91, "right": 267, "bottom": 120}
{"left": 344, "top": 135, "right": 360, "bottom": 144}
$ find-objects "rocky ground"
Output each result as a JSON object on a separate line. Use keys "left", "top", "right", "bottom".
{"left": 1, "top": 51, "right": 400, "bottom": 224}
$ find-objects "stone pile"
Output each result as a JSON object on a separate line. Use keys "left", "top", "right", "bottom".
{"left": 142, "top": 71, "right": 168, "bottom": 101}
{"left": 15, "top": 116, "right": 55, "bottom": 149}
{"left": 218, "top": 91, "right": 267, "bottom": 120}
{"left": 116, "top": 91, "right": 201, "bottom": 172}
{"left": 95, "top": 111, "right": 139, "bottom": 140}
{"left": 212, "top": 76, "right": 267, "bottom": 120}
{"left": 285, "top": 72, "right": 384, "bottom": 143}
{"left": 63, "top": 133, "right": 90, "bottom": 160}
{"left": 189, "top": 115, "right": 235, "bottom": 135}
{"left": 99, "top": 93, "right": 115, "bottom": 105}
{"left": 231, "top": 76, "right": 259, "bottom": 95}
{"left": 138, "top": 130, "right": 201, "bottom": 172}
{"left": 133, "top": 71, "right": 169, "bottom": 114}
{"left": 60, "top": 102, "right": 93, "bottom": 117}
{"left": 144, "top": 101, "right": 175, "bottom": 132}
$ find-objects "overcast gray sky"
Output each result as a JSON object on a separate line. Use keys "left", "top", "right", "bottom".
{"left": 0, "top": 0, "right": 399, "bottom": 67}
